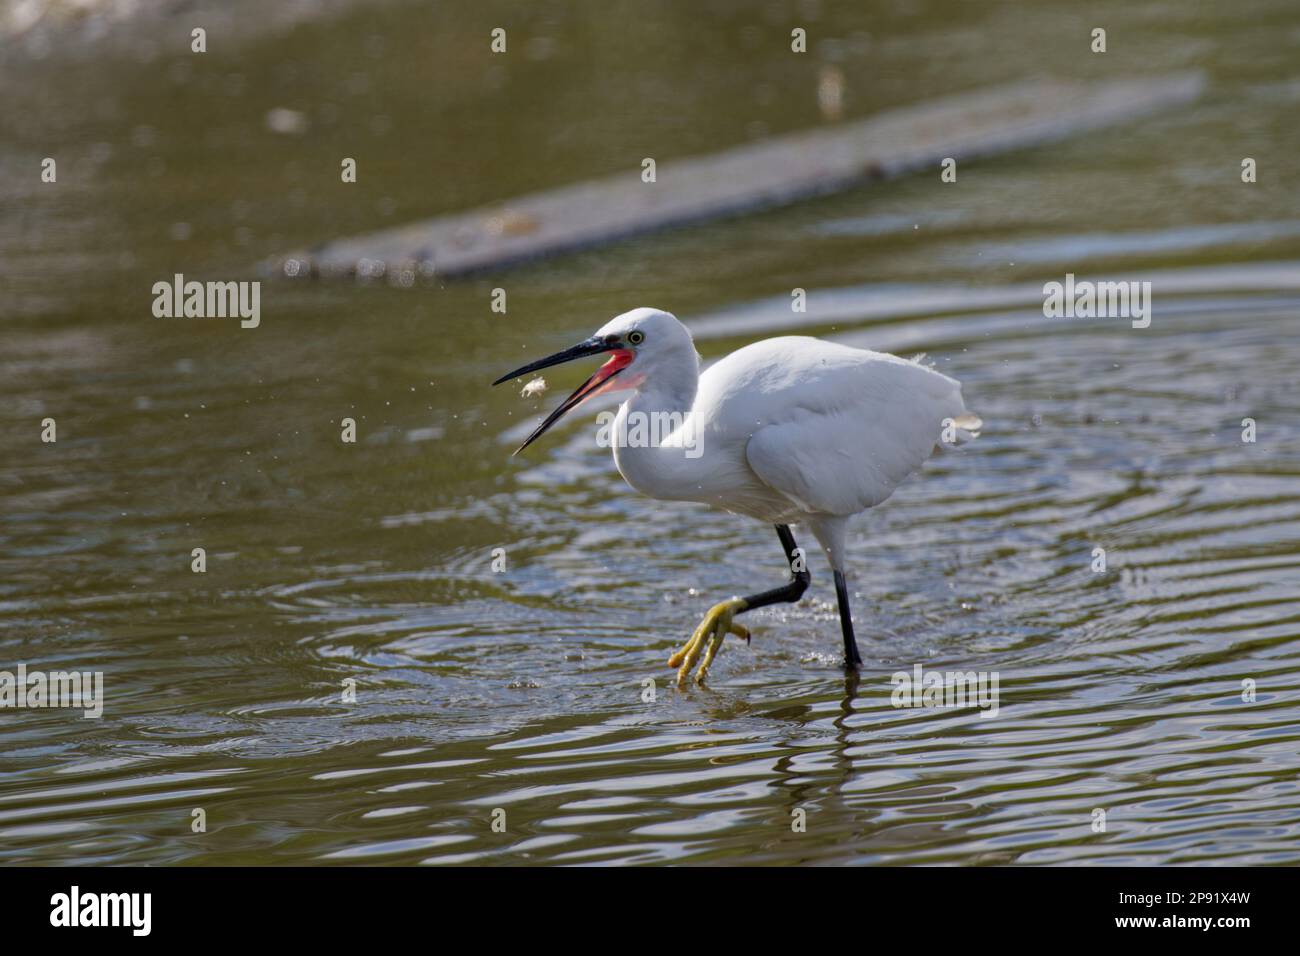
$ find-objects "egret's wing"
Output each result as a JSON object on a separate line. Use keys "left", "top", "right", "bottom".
{"left": 743, "top": 352, "right": 971, "bottom": 516}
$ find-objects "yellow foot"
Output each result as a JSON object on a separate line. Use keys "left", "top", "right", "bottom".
{"left": 668, "top": 597, "right": 750, "bottom": 685}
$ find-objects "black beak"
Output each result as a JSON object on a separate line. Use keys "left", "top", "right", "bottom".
{"left": 493, "top": 336, "right": 623, "bottom": 455}
{"left": 491, "top": 337, "right": 611, "bottom": 386}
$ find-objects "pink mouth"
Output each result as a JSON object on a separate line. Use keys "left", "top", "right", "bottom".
{"left": 585, "top": 349, "right": 638, "bottom": 398}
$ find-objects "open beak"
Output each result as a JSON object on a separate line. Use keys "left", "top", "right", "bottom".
{"left": 493, "top": 337, "right": 635, "bottom": 455}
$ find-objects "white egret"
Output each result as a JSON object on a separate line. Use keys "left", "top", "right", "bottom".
{"left": 494, "top": 308, "right": 980, "bottom": 684}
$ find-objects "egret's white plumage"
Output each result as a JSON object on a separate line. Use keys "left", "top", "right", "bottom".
{"left": 602, "top": 310, "right": 978, "bottom": 572}
{"left": 496, "top": 307, "right": 980, "bottom": 681}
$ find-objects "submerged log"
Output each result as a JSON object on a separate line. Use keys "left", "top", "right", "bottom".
{"left": 272, "top": 72, "right": 1205, "bottom": 281}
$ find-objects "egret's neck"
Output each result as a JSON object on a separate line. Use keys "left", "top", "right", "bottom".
{"left": 610, "top": 355, "right": 705, "bottom": 501}
{"left": 630, "top": 352, "right": 699, "bottom": 418}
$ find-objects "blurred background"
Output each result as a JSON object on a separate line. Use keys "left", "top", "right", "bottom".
{"left": 2, "top": 0, "right": 1299, "bottom": 865}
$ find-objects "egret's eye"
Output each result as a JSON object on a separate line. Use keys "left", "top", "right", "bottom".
{"left": 627, "top": 330, "right": 645, "bottom": 345}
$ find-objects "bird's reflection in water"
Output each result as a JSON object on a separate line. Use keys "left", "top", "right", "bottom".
{"left": 698, "top": 667, "right": 874, "bottom": 861}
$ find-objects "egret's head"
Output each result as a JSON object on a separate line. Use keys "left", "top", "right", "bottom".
{"left": 593, "top": 308, "right": 696, "bottom": 378}
{"left": 493, "top": 307, "right": 695, "bottom": 455}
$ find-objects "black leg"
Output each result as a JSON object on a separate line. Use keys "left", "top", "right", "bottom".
{"left": 740, "top": 524, "right": 810, "bottom": 612}
{"left": 834, "top": 570, "right": 863, "bottom": 668}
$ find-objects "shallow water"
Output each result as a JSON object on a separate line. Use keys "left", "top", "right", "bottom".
{"left": 2, "top": 0, "right": 1299, "bottom": 865}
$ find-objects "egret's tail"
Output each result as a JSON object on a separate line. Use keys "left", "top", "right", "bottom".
{"left": 951, "top": 412, "right": 983, "bottom": 439}
{"left": 936, "top": 411, "right": 982, "bottom": 451}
